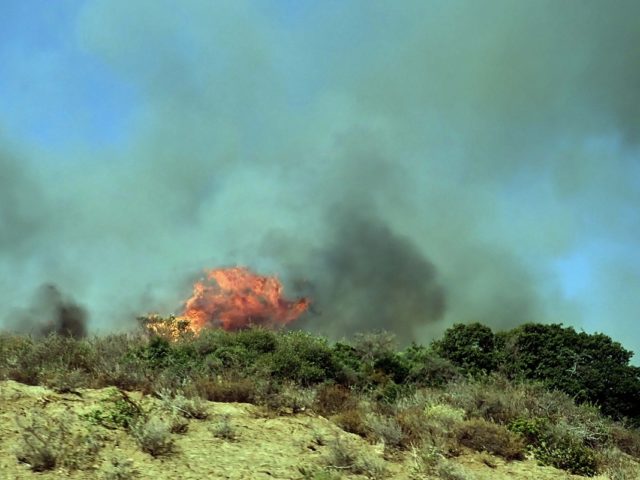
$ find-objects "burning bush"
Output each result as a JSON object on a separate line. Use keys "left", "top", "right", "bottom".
{"left": 180, "top": 267, "right": 310, "bottom": 332}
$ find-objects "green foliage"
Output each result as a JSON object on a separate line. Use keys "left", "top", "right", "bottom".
{"left": 502, "top": 323, "right": 640, "bottom": 423}
{"left": 534, "top": 436, "right": 599, "bottom": 477}
{"left": 270, "top": 331, "right": 340, "bottom": 386}
{"left": 433, "top": 323, "right": 499, "bottom": 375}
{"left": 83, "top": 390, "right": 143, "bottom": 430}
{"left": 508, "top": 417, "right": 600, "bottom": 476}
{"left": 403, "top": 343, "right": 460, "bottom": 387}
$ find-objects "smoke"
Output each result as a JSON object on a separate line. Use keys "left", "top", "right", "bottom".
{"left": 1, "top": 1, "right": 639, "bottom": 353}
{"left": 290, "top": 212, "right": 446, "bottom": 343}
{"left": 9, "top": 284, "right": 88, "bottom": 338}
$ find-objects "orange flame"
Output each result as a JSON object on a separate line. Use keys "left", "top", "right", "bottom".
{"left": 178, "top": 266, "right": 310, "bottom": 333}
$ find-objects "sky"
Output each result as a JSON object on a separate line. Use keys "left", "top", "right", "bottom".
{"left": 1, "top": 0, "right": 639, "bottom": 358}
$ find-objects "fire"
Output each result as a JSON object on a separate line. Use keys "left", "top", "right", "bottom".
{"left": 178, "top": 266, "right": 310, "bottom": 333}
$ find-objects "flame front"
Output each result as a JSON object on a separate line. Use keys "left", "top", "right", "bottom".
{"left": 179, "top": 266, "right": 310, "bottom": 333}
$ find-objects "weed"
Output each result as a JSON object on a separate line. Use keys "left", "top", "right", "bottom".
{"left": 101, "top": 455, "right": 139, "bottom": 479}
{"left": 15, "top": 410, "right": 101, "bottom": 472}
{"left": 324, "top": 436, "right": 387, "bottom": 479}
{"left": 435, "top": 459, "right": 473, "bottom": 480}
{"left": 158, "top": 389, "right": 209, "bottom": 419}
{"left": 210, "top": 414, "right": 236, "bottom": 440}
{"left": 598, "top": 447, "right": 640, "bottom": 480}
{"left": 131, "top": 415, "right": 175, "bottom": 457}
{"left": 365, "top": 413, "right": 403, "bottom": 450}
{"left": 83, "top": 389, "right": 144, "bottom": 430}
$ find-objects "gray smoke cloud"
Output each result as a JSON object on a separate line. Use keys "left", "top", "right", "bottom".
{"left": 1, "top": 1, "right": 639, "bottom": 353}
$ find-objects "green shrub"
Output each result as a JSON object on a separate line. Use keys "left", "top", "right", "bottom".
{"left": 131, "top": 415, "right": 175, "bottom": 457}
{"left": 234, "top": 328, "right": 278, "bottom": 354}
{"left": 83, "top": 389, "right": 144, "bottom": 431}
{"left": 534, "top": 437, "right": 599, "bottom": 476}
{"left": 403, "top": 344, "right": 461, "bottom": 387}
{"left": 433, "top": 323, "right": 499, "bottom": 375}
{"left": 271, "top": 331, "right": 340, "bottom": 385}
{"left": 508, "top": 417, "right": 600, "bottom": 476}
{"left": 501, "top": 323, "right": 640, "bottom": 423}
{"left": 210, "top": 414, "right": 236, "bottom": 440}
{"left": 101, "top": 455, "right": 139, "bottom": 479}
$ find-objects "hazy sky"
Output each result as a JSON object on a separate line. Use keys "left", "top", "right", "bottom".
{"left": 1, "top": 1, "right": 639, "bottom": 357}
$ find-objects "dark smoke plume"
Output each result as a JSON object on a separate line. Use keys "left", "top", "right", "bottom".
{"left": 294, "top": 213, "right": 446, "bottom": 343}
{"left": 10, "top": 284, "right": 88, "bottom": 338}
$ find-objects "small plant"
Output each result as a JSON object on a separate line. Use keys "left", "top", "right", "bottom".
{"left": 131, "top": 415, "right": 175, "bottom": 457}
{"left": 298, "top": 466, "right": 343, "bottom": 480}
{"left": 210, "top": 414, "right": 236, "bottom": 440}
{"left": 158, "top": 389, "right": 209, "bottom": 419}
{"left": 424, "top": 403, "right": 465, "bottom": 426}
{"left": 434, "top": 459, "right": 473, "bottom": 480}
{"left": 325, "top": 436, "right": 358, "bottom": 470}
{"left": 83, "top": 388, "right": 144, "bottom": 430}
{"left": 15, "top": 410, "right": 101, "bottom": 472}
{"left": 610, "top": 424, "right": 640, "bottom": 458}
{"left": 101, "top": 455, "right": 139, "bottom": 479}
{"left": 598, "top": 447, "right": 640, "bottom": 480}
{"left": 533, "top": 436, "right": 599, "bottom": 477}
{"left": 366, "top": 413, "right": 403, "bottom": 450}
{"left": 169, "top": 414, "right": 189, "bottom": 434}
{"left": 324, "top": 436, "right": 387, "bottom": 479}
{"left": 408, "top": 444, "right": 441, "bottom": 476}
{"left": 266, "top": 383, "right": 315, "bottom": 414}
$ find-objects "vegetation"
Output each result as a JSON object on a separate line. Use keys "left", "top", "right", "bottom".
{"left": 2, "top": 317, "right": 640, "bottom": 477}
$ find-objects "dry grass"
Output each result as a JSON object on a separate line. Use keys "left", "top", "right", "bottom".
{"left": 195, "top": 377, "right": 257, "bottom": 403}
{"left": 332, "top": 408, "right": 369, "bottom": 437}
{"left": 314, "top": 383, "right": 356, "bottom": 416}
{"left": 456, "top": 418, "right": 525, "bottom": 460}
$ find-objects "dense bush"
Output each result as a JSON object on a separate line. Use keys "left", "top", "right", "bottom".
{"left": 434, "top": 322, "right": 640, "bottom": 424}
{"left": 508, "top": 417, "right": 600, "bottom": 476}
{"left": 433, "top": 323, "right": 500, "bottom": 375}
{"left": 456, "top": 418, "right": 525, "bottom": 460}
{"left": 502, "top": 323, "right": 640, "bottom": 423}
{"left": 270, "top": 331, "right": 341, "bottom": 386}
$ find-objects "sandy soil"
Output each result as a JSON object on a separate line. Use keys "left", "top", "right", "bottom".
{"left": 0, "top": 380, "right": 617, "bottom": 479}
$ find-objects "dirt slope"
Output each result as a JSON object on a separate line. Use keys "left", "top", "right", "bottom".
{"left": 0, "top": 380, "right": 613, "bottom": 479}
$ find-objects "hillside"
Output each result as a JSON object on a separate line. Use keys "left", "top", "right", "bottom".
{"left": 0, "top": 380, "right": 629, "bottom": 480}
{"left": 1, "top": 323, "right": 639, "bottom": 479}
